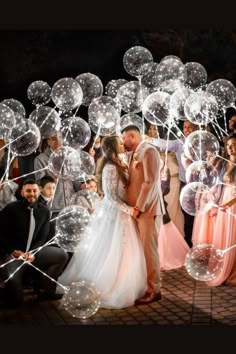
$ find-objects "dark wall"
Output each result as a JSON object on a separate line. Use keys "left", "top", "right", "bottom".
{"left": 0, "top": 30, "right": 236, "bottom": 115}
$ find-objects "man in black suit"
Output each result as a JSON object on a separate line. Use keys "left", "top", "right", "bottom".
{"left": 0, "top": 179, "right": 69, "bottom": 307}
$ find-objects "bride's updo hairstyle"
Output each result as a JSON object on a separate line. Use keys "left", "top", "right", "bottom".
{"left": 96, "top": 135, "right": 128, "bottom": 192}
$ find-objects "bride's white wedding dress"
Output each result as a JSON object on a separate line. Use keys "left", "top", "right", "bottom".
{"left": 58, "top": 163, "right": 147, "bottom": 309}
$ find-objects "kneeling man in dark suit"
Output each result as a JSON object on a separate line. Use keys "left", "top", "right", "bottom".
{"left": 0, "top": 179, "right": 69, "bottom": 307}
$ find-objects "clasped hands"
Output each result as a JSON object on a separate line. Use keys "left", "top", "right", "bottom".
{"left": 11, "top": 250, "right": 35, "bottom": 262}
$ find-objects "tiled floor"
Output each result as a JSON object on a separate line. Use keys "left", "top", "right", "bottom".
{"left": 1, "top": 266, "right": 236, "bottom": 325}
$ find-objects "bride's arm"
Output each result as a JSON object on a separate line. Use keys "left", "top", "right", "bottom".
{"left": 103, "top": 164, "right": 133, "bottom": 215}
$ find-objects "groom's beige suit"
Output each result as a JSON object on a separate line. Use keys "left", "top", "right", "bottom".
{"left": 126, "top": 141, "right": 164, "bottom": 294}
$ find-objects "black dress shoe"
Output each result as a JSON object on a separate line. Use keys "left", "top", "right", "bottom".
{"left": 135, "top": 291, "right": 162, "bottom": 305}
{"left": 37, "top": 292, "right": 63, "bottom": 301}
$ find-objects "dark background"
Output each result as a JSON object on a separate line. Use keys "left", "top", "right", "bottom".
{"left": 0, "top": 30, "right": 236, "bottom": 117}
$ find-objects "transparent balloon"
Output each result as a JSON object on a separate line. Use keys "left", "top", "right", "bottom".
{"left": 184, "top": 62, "right": 208, "bottom": 90}
{"left": 61, "top": 116, "right": 91, "bottom": 149}
{"left": 179, "top": 182, "right": 214, "bottom": 216}
{"left": 27, "top": 80, "right": 51, "bottom": 106}
{"left": 88, "top": 96, "right": 120, "bottom": 136}
{"left": 61, "top": 280, "right": 101, "bottom": 319}
{"left": 70, "top": 189, "right": 101, "bottom": 213}
{"left": 169, "top": 87, "right": 193, "bottom": 121}
{"left": 155, "top": 57, "right": 187, "bottom": 86}
{"left": 160, "top": 55, "right": 183, "bottom": 63}
{"left": 185, "top": 243, "right": 224, "bottom": 281}
{"left": 56, "top": 205, "right": 90, "bottom": 244}
{"left": 1, "top": 98, "right": 26, "bottom": 118}
{"left": 159, "top": 79, "right": 184, "bottom": 95}
{"left": 119, "top": 113, "right": 144, "bottom": 133}
{"left": 51, "top": 77, "right": 83, "bottom": 112}
{"left": 105, "top": 79, "right": 128, "bottom": 99}
{"left": 9, "top": 119, "right": 41, "bottom": 156}
{"left": 140, "top": 62, "right": 159, "bottom": 92}
{"left": 142, "top": 91, "right": 170, "bottom": 126}
{"left": 206, "top": 79, "right": 236, "bottom": 109}
{"left": 123, "top": 46, "right": 153, "bottom": 78}
{"left": 0, "top": 103, "right": 16, "bottom": 140}
{"left": 48, "top": 146, "right": 81, "bottom": 180}
{"left": 75, "top": 72, "right": 103, "bottom": 106}
{"left": 55, "top": 230, "right": 81, "bottom": 252}
{"left": 116, "top": 81, "right": 149, "bottom": 114}
{"left": 184, "top": 91, "right": 218, "bottom": 126}
{"left": 185, "top": 160, "right": 218, "bottom": 188}
{"left": 184, "top": 130, "right": 220, "bottom": 162}
{"left": 29, "top": 106, "right": 61, "bottom": 139}
{"left": 76, "top": 150, "right": 95, "bottom": 179}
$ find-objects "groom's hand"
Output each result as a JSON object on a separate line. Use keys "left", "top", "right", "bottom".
{"left": 132, "top": 207, "right": 141, "bottom": 219}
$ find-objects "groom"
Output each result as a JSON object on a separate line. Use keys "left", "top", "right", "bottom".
{"left": 122, "top": 125, "right": 164, "bottom": 304}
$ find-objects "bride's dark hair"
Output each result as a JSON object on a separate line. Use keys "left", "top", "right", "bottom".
{"left": 96, "top": 135, "right": 128, "bottom": 192}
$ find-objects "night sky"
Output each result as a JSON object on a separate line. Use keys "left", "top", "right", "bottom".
{"left": 0, "top": 30, "right": 236, "bottom": 116}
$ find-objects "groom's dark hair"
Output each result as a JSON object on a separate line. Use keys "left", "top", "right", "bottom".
{"left": 121, "top": 125, "right": 141, "bottom": 134}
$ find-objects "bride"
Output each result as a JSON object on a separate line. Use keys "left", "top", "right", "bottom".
{"left": 58, "top": 135, "right": 147, "bottom": 309}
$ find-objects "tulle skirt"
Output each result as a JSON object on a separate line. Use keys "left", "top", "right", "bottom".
{"left": 58, "top": 200, "right": 147, "bottom": 308}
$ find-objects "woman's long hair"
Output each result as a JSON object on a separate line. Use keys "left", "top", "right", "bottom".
{"left": 216, "top": 133, "right": 236, "bottom": 183}
{"left": 96, "top": 135, "right": 128, "bottom": 193}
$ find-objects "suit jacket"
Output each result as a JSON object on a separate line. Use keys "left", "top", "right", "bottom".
{"left": 0, "top": 199, "right": 50, "bottom": 256}
{"left": 126, "top": 142, "right": 164, "bottom": 217}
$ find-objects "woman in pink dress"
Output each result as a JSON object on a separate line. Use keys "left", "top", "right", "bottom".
{"left": 158, "top": 157, "right": 189, "bottom": 270}
{"left": 206, "top": 134, "right": 236, "bottom": 286}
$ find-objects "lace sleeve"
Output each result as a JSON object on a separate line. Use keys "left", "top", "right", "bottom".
{"left": 102, "top": 164, "right": 133, "bottom": 215}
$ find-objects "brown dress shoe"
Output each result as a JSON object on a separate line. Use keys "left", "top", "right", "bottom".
{"left": 135, "top": 291, "right": 162, "bottom": 305}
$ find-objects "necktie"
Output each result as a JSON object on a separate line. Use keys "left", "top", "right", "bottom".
{"left": 26, "top": 207, "right": 36, "bottom": 252}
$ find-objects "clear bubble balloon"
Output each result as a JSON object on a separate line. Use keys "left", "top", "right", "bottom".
{"left": 76, "top": 151, "right": 95, "bottom": 179}
{"left": 159, "top": 79, "right": 185, "bottom": 95}
{"left": 48, "top": 146, "right": 81, "bottom": 180}
{"left": 61, "top": 280, "right": 101, "bottom": 319}
{"left": 70, "top": 189, "right": 101, "bottom": 213}
{"left": 140, "top": 62, "right": 159, "bottom": 92}
{"left": 9, "top": 119, "right": 41, "bottom": 156}
{"left": 116, "top": 81, "right": 149, "bottom": 114}
{"left": 184, "top": 62, "right": 208, "bottom": 90}
{"left": 180, "top": 182, "right": 213, "bottom": 216}
{"left": 142, "top": 91, "right": 170, "bottom": 126}
{"left": 61, "top": 116, "right": 91, "bottom": 149}
{"left": 155, "top": 57, "right": 187, "bottom": 86}
{"left": 169, "top": 87, "right": 193, "bottom": 121}
{"left": 0, "top": 103, "right": 16, "bottom": 140}
{"left": 185, "top": 243, "right": 224, "bottom": 281}
{"left": 123, "top": 46, "right": 153, "bottom": 78}
{"left": 56, "top": 205, "right": 90, "bottom": 244}
{"left": 1, "top": 98, "right": 26, "bottom": 118}
{"left": 75, "top": 72, "right": 103, "bottom": 106}
{"left": 184, "top": 130, "right": 220, "bottom": 162}
{"left": 55, "top": 230, "right": 80, "bottom": 252}
{"left": 160, "top": 55, "right": 183, "bottom": 63}
{"left": 27, "top": 80, "right": 51, "bottom": 106}
{"left": 105, "top": 79, "right": 128, "bottom": 99}
{"left": 120, "top": 113, "right": 144, "bottom": 133}
{"left": 185, "top": 160, "right": 218, "bottom": 187}
{"left": 88, "top": 96, "right": 120, "bottom": 136}
{"left": 206, "top": 79, "right": 236, "bottom": 110}
{"left": 51, "top": 77, "right": 83, "bottom": 112}
{"left": 29, "top": 106, "right": 61, "bottom": 139}
{"left": 184, "top": 91, "right": 218, "bottom": 126}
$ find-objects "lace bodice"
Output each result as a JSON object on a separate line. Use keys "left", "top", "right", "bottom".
{"left": 102, "top": 164, "right": 132, "bottom": 214}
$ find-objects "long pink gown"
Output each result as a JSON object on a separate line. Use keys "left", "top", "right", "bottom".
{"left": 158, "top": 220, "right": 190, "bottom": 270}
{"left": 192, "top": 172, "right": 236, "bottom": 286}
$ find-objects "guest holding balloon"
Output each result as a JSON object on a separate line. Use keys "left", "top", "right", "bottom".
{"left": 192, "top": 133, "right": 236, "bottom": 286}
